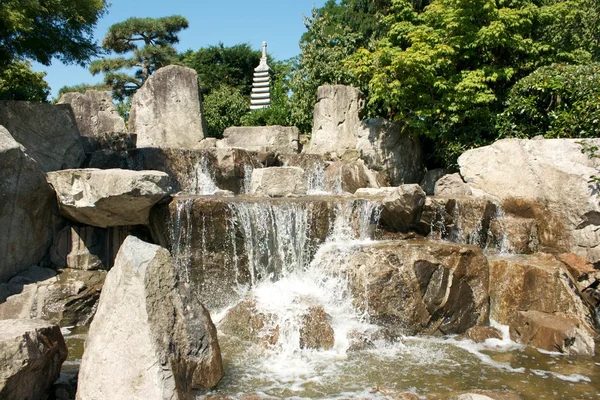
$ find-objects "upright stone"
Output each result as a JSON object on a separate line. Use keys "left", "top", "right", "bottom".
{"left": 129, "top": 65, "right": 205, "bottom": 148}
{"left": 308, "top": 85, "right": 365, "bottom": 155}
{"left": 249, "top": 41, "right": 272, "bottom": 110}
{"left": 58, "top": 90, "right": 126, "bottom": 138}
{"left": 0, "top": 101, "right": 85, "bottom": 172}
{"left": 76, "top": 236, "right": 223, "bottom": 400}
{"left": 0, "top": 126, "right": 56, "bottom": 282}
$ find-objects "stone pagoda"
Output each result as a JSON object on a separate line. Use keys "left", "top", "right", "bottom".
{"left": 250, "top": 41, "right": 272, "bottom": 110}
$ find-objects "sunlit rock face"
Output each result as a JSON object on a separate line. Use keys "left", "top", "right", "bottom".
{"left": 459, "top": 138, "right": 600, "bottom": 262}
{"left": 58, "top": 90, "right": 126, "bottom": 138}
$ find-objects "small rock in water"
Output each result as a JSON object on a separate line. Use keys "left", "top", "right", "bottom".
{"left": 299, "top": 305, "right": 335, "bottom": 350}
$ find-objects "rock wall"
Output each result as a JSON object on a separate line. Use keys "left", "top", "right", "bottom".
{"left": 129, "top": 65, "right": 205, "bottom": 148}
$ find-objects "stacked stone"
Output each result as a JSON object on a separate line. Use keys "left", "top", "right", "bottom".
{"left": 250, "top": 41, "right": 271, "bottom": 110}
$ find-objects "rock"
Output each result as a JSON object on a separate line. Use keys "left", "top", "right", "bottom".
{"left": 434, "top": 173, "right": 472, "bottom": 196}
{"left": 367, "top": 185, "right": 426, "bottom": 232}
{"left": 129, "top": 65, "right": 205, "bottom": 148}
{"left": 510, "top": 310, "right": 594, "bottom": 355}
{"left": 0, "top": 319, "right": 67, "bottom": 400}
{"left": 218, "top": 300, "right": 279, "bottom": 347}
{"left": 46, "top": 168, "right": 171, "bottom": 227}
{"left": 76, "top": 236, "right": 222, "bottom": 400}
{"left": 420, "top": 168, "right": 446, "bottom": 195}
{"left": 299, "top": 306, "right": 335, "bottom": 350}
{"left": 0, "top": 101, "right": 85, "bottom": 172}
{"left": 250, "top": 166, "right": 307, "bottom": 196}
{"left": 452, "top": 391, "right": 523, "bottom": 400}
{"left": 80, "top": 131, "right": 137, "bottom": 155}
{"left": 487, "top": 216, "right": 539, "bottom": 254}
{"left": 308, "top": 85, "right": 365, "bottom": 155}
{"left": 325, "top": 159, "right": 380, "bottom": 194}
{"left": 57, "top": 90, "right": 126, "bottom": 138}
{"left": 0, "top": 125, "right": 57, "bottom": 282}
{"left": 557, "top": 253, "right": 600, "bottom": 311}
{"left": 0, "top": 266, "right": 106, "bottom": 327}
{"left": 196, "top": 137, "right": 218, "bottom": 150}
{"left": 220, "top": 126, "right": 300, "bottom": 154}
{"left": 457, "top": 326, "right": 503, "bottom": 343}
{"left": 343, "top": 240, "right": 489, "bottom": 335}
{"left": 347, "top": 327, "right": 394, "bottom": 352}
{"left": 355, "top": 119, "right": 424, "bottom": 185}
{"left": 51, "top": 226, "right": 103, "bottom": 270}
{"left": 458, "top": 138, "right": 600, "bottom": 262}
{"left": 488, "top": 253, "right": 595, "bottom": 355}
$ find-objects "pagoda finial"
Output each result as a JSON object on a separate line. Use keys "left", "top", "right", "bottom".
{"left": 261, "top": 41, "right": 267, "bottom": 59}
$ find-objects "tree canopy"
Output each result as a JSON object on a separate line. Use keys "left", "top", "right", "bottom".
{"left": 0, "top": 60, "right": 50, "bottom": 102}
{"left": 90, "top": 15, "right": 189, "bottom": 100}
{"left": 0, "top": 0, "right": 108, "bottom": 68}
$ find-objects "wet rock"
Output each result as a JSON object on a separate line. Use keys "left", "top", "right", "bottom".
{"left": 344, "top": 240, "right": 489, "bottom": 335}
{"left": 0, "top": 319, "right": 67, "bottom": 400}
{"left": 0, "top": 101, "right": 85, "bottom": 172}
{"left": 129, "top": 65, "right": 205, "bottom": 148}
{"left": 487, "top": 216, "right": 539, "bottom": 254}
{"left": 357, "top": 185, "right": 426, "bottom": 232}
{"left": 420, "top": 168, "right": 446, "bottom": 195}
{"left": 347, "top": 327, "right": 394, "bottom": 352}
{"left": 46, "top": 168, "right": 171, "bottom": 227}
{"left": 557, "top": 253, "right": 600, "bottom": 311}
{"left": 0, "top": 125, "right": 57, "bottom": 282}
{"left": 434, "top": 173, "right": 472, "bottom": 196}
{"left": 76, "top": 236, "right": 222, "bottom": 400}
{"left": 220, "top": 126, "right": 300, "bottom": 154}
{"left": 457, "top": 326, "right": 503, "bottom": 343}
{"left": 355, "top": 119, "right": 424, "bottom": 185}
{"left": 299, "top": 306, "right": 335, "bottom": 350}
{"left": 0, "top": 266, "right": 106, "bottom": 327}
{"left": 452, "top": 393, "right": 523, "bottom": 400}
{"left": 510, "top": 310, "right": 594, "bottom": 355}
{"left": 488, "top": 253, "right": 595, "bottom": 355}
{"left": 308, "top": 85, "right": 365, "bottom": 155}
{"left": 250, "top": 166, "right": 307, "bottom": 196}
{"left": 459, "top": 138, "right": 600, "bottom": 262}
{"left": 58, "top": 90, "right": 126, "bottom": 138}
{"left": 325, "top": 159, "right": 380, "bottom": 194}
{"left": 218, "top": 300, "right": 279, "bottom": 346}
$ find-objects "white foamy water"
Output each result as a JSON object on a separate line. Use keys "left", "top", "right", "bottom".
{"left": 187, "top": 157, "right": 219, "bottom": 195}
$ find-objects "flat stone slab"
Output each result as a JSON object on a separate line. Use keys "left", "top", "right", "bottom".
{"left": 220, "top": 126, "right": 300, "bottom": 154}
{"left": 46, "top": 168, "right": 172, "bottom": 227}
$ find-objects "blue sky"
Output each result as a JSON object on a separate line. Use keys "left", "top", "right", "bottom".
{"left": 33, "top": 0, "right": 327, "bottom": 99}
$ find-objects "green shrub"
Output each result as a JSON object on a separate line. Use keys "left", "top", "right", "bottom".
{"left": 202, "top": 85, "right": 249, "bottom": 138}
{"left": 498, "top": 63, "right": 600, "bottom": 139}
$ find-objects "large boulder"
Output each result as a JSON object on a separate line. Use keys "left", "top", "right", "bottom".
{"left": 0, "top": 126, "right": 57, "bottom": 282}
{"left": 488, "top": 253, "right": 595, "bottom": 355}
{"left": 324, "top": 159, "right": 381, "bottom": 194}
{"left": 129, "top": 65, "right": 205, "bottom": 148}
{"left": 307, "top": 85, "right": 365, "bottom": 155}
{"left": 355, "top": 119, "right": 424, "bottom": 185}
{"left": 57, "top": 90, "right": 126, "bottom": 138}
{"left": 76, "top": 236, "right": 222, "bottom": 400}
{"left": 0, "top": 319, "right": 67, "bottom": 400}
{"left": 46, "top": 168, "right": 171, "bottom": 227}
{"left": 342, "top": 240, "right": 489, "bottom": 335}
{"left": 434, "top": 173, "right": 473, "bottom": 197}
{"left": 0, "top": 101, "right": 85, "bottom": 172}
{"left": 219, "top": 126, "right": 300, "bottom": 154}
{"left": 356, "top": 185, "right": 426, "bottom": 232}
{"left": 0, "top": 266, "right": 105, "bottom": 327}
{"left": 250, "top": 166, "right": 307, "bottom": 196}
{"left": 458, "top": 138, "right": 600, "bottom": 262}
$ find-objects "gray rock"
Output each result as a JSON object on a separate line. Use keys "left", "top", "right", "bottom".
{"left": 80, "top": 131, "right": 137, "bottom": 154}
{"left": 220, "top": 126, "right": 300, "bottom": 154}
{"left": 76, "top": 236, "right": 222, "bottom": 400}
{"left": 458, "top": 138, "right": 600, "bottom": 262}
{"left": 355, "top": 119, "right": 424, "bottom": 185}
{"left": 420, "top": 168, "right": 446, "bottom": 195}
{"left": 46, "top": 168, "right": 171, "bottom": 227}
{"left": 250, "top": 166, "right": 307, "bottom": 196}
{"left": 218, "top": 300, "right": 280, "bottom": 347}
{"left": 129, "top": 65, "right": 205, "bottom": 148}
{"left": 0, "top": 125, "right": 56, "bottom": 282}
{"left": 0, "top": 319, "right": 67, "bottom": 400}
{"left": 299, "top": 306, "right": 335, "bottom": 350}
{"left": 57, "top": 90, "right": 126, "bottom": 138}
{"left": 0, "top": 101, "right": 85, "bottom": 172}
{"left": 0, "top": 266, "right": 105, "bottom": 327}
{"left": 434, "top": 173, "right": 472, "bottom": 196}
{"left": 324, "top": 159, "right": 381, "bottom": 194}
{"left": 308, "top": 85, "right": 365, "bottom": 155}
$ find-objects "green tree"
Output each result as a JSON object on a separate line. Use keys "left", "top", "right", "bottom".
{"left": 90, "top": 15, "right": 189, "bottom": 101}
{"left": 0, "top": 0, "right": 108, "bottom": 68}
{"left": 179, "top": 43, "right": 261, "bottom": 96}
{"left": 0, "top": 60, "right": 50, "bottom": 101}
{"left": 202, "top": 86, "right": 249, "bottom": 138}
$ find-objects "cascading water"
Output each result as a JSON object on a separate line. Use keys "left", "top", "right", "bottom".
{"left": 187, "top": 156, "right": 219, "bottom": 195}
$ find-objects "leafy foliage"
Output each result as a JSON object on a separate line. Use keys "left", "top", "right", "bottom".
{"left": 179, "top": 43, "right": 261, "bottom": 96}
{"left": 0, "top": 60, "right": 50, "bottom": 101}
{"left": 90, "top": 15, "right": 189, "bottom": 100}
{"left": 498, "top": 63, "right": 600, "bottom": 139}
{"left": 0, "top": 0, "right": 108, "bottom": 68}
{"left": 202, "top": 86, "right": 249, "bottom": 138}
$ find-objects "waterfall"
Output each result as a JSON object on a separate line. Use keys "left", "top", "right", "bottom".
{"left": 187, "top": 156, "right": 219, "bottom": 195}
{"left": 306, "top": 161, "right": 327, "bottom": 195}
{"left": 169, "top": 198, "right": 194, "bottom": 282}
